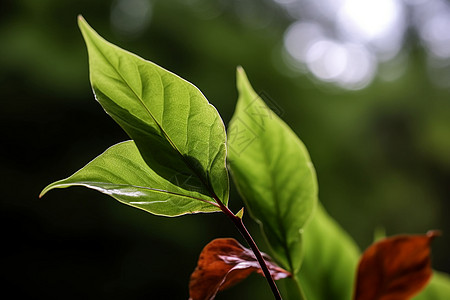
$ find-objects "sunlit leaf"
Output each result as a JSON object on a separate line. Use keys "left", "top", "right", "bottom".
{"left": 40, "top": 141, "right": 220, "bottom": 216}
{"left": 189, "top": 238, "right": 290, "bottom": 300}
{"left": 227, "top": 67, "right": 318, "bottom": 273}
{"left": 354, "top": 231, "right": 439, "bottom": 300}
{"left": 295, "top": 203, "right": 360, "bottom": 300}
{"left": 77, "top": 16, "right": 229, "bottom": 204}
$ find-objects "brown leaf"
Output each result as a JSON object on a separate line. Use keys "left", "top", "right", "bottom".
{"left": 354, "top": 230, "right": 440, "bottom": 300}
{"left": 188, "top": 238, "right": 290, "bottom": 300}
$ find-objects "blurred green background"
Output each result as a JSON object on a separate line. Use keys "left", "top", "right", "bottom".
{"left": 1, "top": 0, "right": 449, "bottom": 299}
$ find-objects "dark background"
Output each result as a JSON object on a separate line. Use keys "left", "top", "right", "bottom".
{"left": 1, "top": 0, "right": 449, "bottom": 299}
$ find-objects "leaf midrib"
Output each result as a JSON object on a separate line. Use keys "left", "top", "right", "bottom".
{"left": 250, "top": 108, "right": 293, "bottom": 272}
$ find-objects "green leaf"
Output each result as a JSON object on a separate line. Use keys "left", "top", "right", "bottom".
{"left": 227, "top": 67, "right": 318, "bottom": 273}
{"left": 77, "top": 16, "right": 229, "bottom": 204}
{"left": 413, "top": 271, "right": 450, "bottom": 300}
{"left": 40, "top": 141, "right": 220, "bottom": 216}
{"left": 297, "top": 204, "right": 360, "bottom": 300}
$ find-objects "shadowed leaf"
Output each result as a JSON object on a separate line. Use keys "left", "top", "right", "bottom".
{"left": 354, "top": 230, "right": 439, "bottom": 300}
{"left": 40, "top": 141, "right": 220, "bottom": 216}
{"left": 189, "top": 238, "right": 290, "bottom": 300}
{"left": 295, "top": 203, "right": 360, "bottom": 300}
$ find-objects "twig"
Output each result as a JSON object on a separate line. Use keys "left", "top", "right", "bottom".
{"left": 215, "top": 197, "right": 283, "bottom": 300}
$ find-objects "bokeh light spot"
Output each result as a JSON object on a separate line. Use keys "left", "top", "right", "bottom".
{"left": 111, "top": 0, "right": 152, "bottom": 38}
{"left": 284, "top": 21, "right": 325, "bottom": 63}
{"left": 420, "top": 10, "right": 450, "bottom": 59}
{"left": 283, "top": 20, "right": 376, "bottom": 90}
{"left": 338, "top": 0, "right": 399, "bottom": 42}
{"left": 306, "top": 40, "right": 347, "bottom": 81}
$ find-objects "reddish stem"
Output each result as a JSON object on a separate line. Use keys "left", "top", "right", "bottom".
{"left": 215, "top": 198, "right": 283, "bottom": 300}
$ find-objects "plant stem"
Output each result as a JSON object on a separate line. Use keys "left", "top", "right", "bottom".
{"left": 215, "top": 198, "right": 283, "bottom": 300}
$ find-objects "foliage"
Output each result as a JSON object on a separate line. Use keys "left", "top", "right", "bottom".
{"left": 40, "top": 16, "right": 450, "bottom": 300}
{"left": 40, "top": 140, "right": 221, "bottom": 216}
{"left": 227, "top": 67, "right": 317, "bottom": 274}
{"left": 354, "top": 231, "right": 439, "bottom": 300}
{"left": 41, "top": 16, "right": 229, "bottom": 216}
{"left": 189, "top": 238, "right": 290, "bottom": 300}
{"left": 296, "top": 203, "right": 360, "bottom": 300}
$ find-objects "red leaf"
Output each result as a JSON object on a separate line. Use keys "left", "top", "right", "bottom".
{"left": 354, "top": 230, "right": 440, "bottom": 300}
{"left": 188, "top": 238, "right": 290, "bottom": 300}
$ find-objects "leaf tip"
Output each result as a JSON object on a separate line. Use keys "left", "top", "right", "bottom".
{"left": 235, "top": 66, "right": 253, "bottom": 96}
{"left": 39, "top": 185, "right": 51, "bottom": 199}
{"left": 77, "top": 14, "right": 87, "bottom": 29}
{"left": 39, "top": 181, "right": 60, "bottom": 199}
{"left": 77, "top": 14, "right": 96, "bottom": 39}
{"left": 427, "top": 230, "right": 441, "bottom": 240}
{"left": 236, "top": 66, "right": 247, "bottom": 80}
